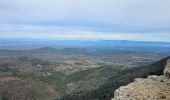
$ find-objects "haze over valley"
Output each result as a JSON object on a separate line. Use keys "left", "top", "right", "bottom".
{"left": 0, "top": 39, "right": 169, "bottom": 100}
{"left": 1, "top": 0, "right": 170, "bottom": 100}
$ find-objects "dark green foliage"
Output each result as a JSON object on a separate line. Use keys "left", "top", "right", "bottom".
{"left": 65, "top": 68, "right": 99, "bottom": 82}
{"left": 0, "top": 67, "right": 19, "bottom": 76}
{"left": 36, "top": 68, "right": 100, "bottom": 94}
{"left": 37, "top": 71, "right": 67, "bottom": 93}
{"left": 61, "top": 56, "right": 170, "bottom": 100}
{"left": 1, "top": 95, "right": 8, "bottom": 100}
{"left": 31, "top": 59, "right": 51, "bottom": 66}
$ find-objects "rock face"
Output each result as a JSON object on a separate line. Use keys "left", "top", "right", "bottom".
{"left": 164, "top": 59, "right": 170, "bottom": 78}
{"left": 112, "top": 59, "right": 170, "bottom": 100}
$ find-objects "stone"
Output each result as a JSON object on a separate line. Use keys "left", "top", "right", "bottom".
{"left": 112, "top": 59, "right": 170, "bottom": 100}
{"left": 164, "top": 59, "right": 170, "bottom": 78}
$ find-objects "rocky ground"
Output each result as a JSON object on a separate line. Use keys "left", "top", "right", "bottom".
{"left": 112, "top": 59, "right": 170, "bottom": 100}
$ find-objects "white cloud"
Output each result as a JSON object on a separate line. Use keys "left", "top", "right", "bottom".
{"left": 0, "top": 0, "right": 170, "bottom": 41}
{"left": 1, "top": 0, "right": 170, "bottom": 27}
{"left": 0, "top": 24, "right": 170, "bottom": 42}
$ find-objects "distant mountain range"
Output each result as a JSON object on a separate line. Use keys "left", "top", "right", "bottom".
{"left": 0, "top": 38, "right": 169, "bottom": 53}
{"left": 0, "top": 38, "right": 170, "bottom": 46}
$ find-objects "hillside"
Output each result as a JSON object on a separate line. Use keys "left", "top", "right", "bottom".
{"left": 112, "top": 58, "right": 170, "bottom": 100}
{"left": 0, "top": 47, "right": 168, "bottom": 100}
{"left": 62, "top": 56, "right": 170, "bottom": 100}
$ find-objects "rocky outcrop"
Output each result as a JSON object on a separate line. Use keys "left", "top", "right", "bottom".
{"left": 164, "top": 59, "right": 170, "bottom": 78}
{"left": 112, "top": 59, "right": 170, "bottom": 100}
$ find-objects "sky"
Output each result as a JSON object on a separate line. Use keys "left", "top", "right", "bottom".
{"left": 0, "top": 0, "right": 170, "bottom": 42}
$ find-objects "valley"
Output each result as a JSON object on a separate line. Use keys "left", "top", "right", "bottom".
{"left": 0, "top": 45, "right": 168, "bottom": 100}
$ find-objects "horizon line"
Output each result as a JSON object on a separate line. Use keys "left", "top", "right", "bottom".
{"left": 0, "top": 37, "right": 170, "bottom": 43}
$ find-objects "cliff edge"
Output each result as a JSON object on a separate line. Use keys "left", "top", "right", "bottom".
{"left": 112, "top": 59, "right": 170, "bottom": 100}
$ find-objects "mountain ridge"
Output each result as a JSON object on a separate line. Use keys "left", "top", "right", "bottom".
{"left": 112, "top": 57, "right": 170, "bottom": 100}
{"left": 61, "top": 56, "right": 170, "bottom": 100}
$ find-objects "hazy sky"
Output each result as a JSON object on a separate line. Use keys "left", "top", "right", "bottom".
{"left": 0, "top": 0, "right": 170, "bottom": 41}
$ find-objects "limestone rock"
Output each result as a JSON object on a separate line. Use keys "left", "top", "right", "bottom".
{"left": 164, "top": 59, "right": 170, "bottom": 78}
{"left": 112, "top": 75, "right": 170, "bottom": 100}
{"left": 112, "top": 59, "right": 170, "bottom": 100}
